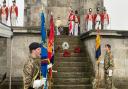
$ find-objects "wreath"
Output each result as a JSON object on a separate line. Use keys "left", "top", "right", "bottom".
{"left": 62, "top": 42, "right": 69, "bottom": 50}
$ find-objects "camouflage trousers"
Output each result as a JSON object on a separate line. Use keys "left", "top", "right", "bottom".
{"left": 104, "top": 69, "right": 112, "bottom": 89}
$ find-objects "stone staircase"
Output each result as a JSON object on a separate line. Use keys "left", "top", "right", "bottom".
{"left": 52, "top": 36, "right": 93, "bottom": 89}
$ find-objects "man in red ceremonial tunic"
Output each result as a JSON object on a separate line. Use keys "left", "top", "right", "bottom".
{"left": 68, "top": 10, "right": 75, "bottom": 36}
{"left": 101, "top": 8, "right": 109, "bottom": 29}
{"left": 0, "top": 1, "right": 8, "bottom": 24}
{"left": 10, "top": 0, "right": 18, "bottom": 26}
{"left": 94, "top": 8, "right": 102, "bottom": 30}
{"left": 0, "top": 4, "right": 1, "bottom": 20}
{"left": 85, "top": 8, "right": 93, "bottom": 31}
{"left": 74, "top": 10, "right": 80, "bottom": 36}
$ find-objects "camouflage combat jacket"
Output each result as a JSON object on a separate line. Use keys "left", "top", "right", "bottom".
{"left": 23, "top": 56, "right": 41, "bottom": 89}
{"left": 104, "top": 51, "right": 114, "bottom": 70}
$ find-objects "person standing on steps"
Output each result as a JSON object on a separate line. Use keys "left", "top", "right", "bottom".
{"left": 68, "top": 9, "right": 75, "bottom": 36}
{"left": 10, "top": 0, "right": 18, "bottom": 26}
{"left": 55, "top": 17, "right": 62, "bottom": 36}
{"left": 74, "top": 10, "right": 80, "bottom": 36}
{"left": 94, "top": 8, "right": 102, "bottom": 30}
{"left": 101, "top": 7, "right": 109, "bottom": 30}
{"left": 85, "top": 8, "right": 94, "bottom": 31}
{"left": 0, "top": 0, "right": 8, "bottom": 24}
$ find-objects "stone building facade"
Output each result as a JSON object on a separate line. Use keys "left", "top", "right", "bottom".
{"left": 24, "top": 0, "right": 103, "bottom": 31}
{"left": 24, "top": 0, "right": 42, "bottom": 26}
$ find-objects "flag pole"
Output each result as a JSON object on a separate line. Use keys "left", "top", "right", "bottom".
{"left": 48, "top": 12, "right": 52, "bottom": 89}
{"left": 96, "top": 27, "right": 100, "bottom": 89}
{"left": 97, "top": 59, "right": 100, "bottom": 89}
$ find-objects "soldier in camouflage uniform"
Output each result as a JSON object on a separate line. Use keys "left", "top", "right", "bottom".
{"left": 23, "top": 42, "right": 47, "bottom": 89}
{"left": 104, "top": 44, "right": 114, "bottom": 89}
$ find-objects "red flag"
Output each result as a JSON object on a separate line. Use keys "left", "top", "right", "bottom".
{"left": 48, "top": 14, "right": 54, "bottom": 78}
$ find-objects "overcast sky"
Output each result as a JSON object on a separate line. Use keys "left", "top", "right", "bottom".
{"left": 104, "top": 0, "right": 128, "bottom": 30}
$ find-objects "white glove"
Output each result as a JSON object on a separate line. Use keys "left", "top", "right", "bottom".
{"left": 33, "top": 78, "right": 46, "bottom": 88}
{"left": 47, "top": 63, "right": 53, "bottom": 69}
{"left": 108, "top": 69, "right": 113, "bottom": 76}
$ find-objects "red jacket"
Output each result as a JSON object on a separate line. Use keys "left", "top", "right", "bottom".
{"left": 101, "top": 13, "right": 109, "bottom": 24}
{"left": 68, "top": 13, "right": 75, "bottom": 21}
{"left": 10, "top": 5, "right": 18, "bottom": 17}
{"left": 85, "top": 14, "right": 94, "bottom": 22}
{"left": 0, "top": 6, "right": 8, "bottom": 20}
{"left": 93, "top": 13, "right": 102, "bottom": 24}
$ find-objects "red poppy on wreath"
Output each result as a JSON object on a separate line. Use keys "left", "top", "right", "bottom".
{"left": 63, "top": 50, "right": 71, "bottom": 57}
{"left": 74, "top": 47, "right": 81, "bottom": 53}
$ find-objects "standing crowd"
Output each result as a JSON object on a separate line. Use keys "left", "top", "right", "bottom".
{"left": 85, "top": 7, "right": 109, "bottom": 31}
{"left": 0, "top": 0, "right": 18, "bottom": 26}
{"left": 55, "top": 7, "right": 109, "bottom": 36}
{"left": 68, "top": 9, "right": 80, "bottom": 36}
{"left": 55, "top": 8, "right": 80, "bottom": 36}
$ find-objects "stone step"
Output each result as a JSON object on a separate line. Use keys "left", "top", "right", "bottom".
{"left": 55, "top": 41, "right": 82, "bottom": 45}
{"left": 53, "top": 78, "right": 91, "bottom": 85}
{"left": 51, "top": 85, "right": 92, "bottom": 89}
{"left": 55, "top": 39, "right": 80, "bottom": 43}
{"left": 54, "top": 57, "right": 90, "bottom": 62}
{"left": 53, "top": 67, "right": 91, "bottom": 72}
{"left": 53, "top": 62, "right": 90, "bottom": 67}
{"left": 55, "top": 48, "right": 86, "bottom": 53}
{"left": 53, "top": 72, "right": 92, "bottom": 78}
{"left": 0, "top": 77, "right": 23, "bottom": 85}
{"left": 0, "top": 85, "right": 23, "bottom": 89}
{"left": 55, "top": 52, "right": 86, "bottom": 57}
{"left": 55, "top": 44, "right": 84, "bottom": 49}
{"left": 53, "top": 36, "right": 93, "bottom": 89}
{"left": 55, "top": 35, "right": 80, "bottom": 39}
{"left": 55, "top": 50, "right": 88, "bottom": 56}
{"left": 0, "top": 77, "right": 23, "bottom": 89}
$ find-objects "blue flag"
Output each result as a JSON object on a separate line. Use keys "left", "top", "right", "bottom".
{"left": 40, "top": 12, "right": 48, "bottom": 89}
{"left": 41, "top": 12, "right": 47, "bottom": 59}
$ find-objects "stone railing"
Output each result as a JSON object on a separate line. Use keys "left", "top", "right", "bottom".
{"left": 0, "top": 22, "right": 13, "bottom": 37}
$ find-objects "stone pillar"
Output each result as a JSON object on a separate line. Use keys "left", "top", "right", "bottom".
{"left": 24, "top": 0, "right": 103, "bottom": 29}
{"left": 24, "top": 0, "right": 43, "bottom": 26}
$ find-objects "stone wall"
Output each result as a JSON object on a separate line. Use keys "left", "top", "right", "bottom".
{"left": 79, "top": 0, "right": 103, "bottom": 33}
{"left": 0, "top": 28, "right": 41, "bottom": 88}
{"left": 44, "top": 0, "right": 79, "bottom": 28}
{"left": 47, "top": 0, "right": 103, "bottom": 32}
{"left": 11, "top": 33, "right": 41, "bottom": 77}
{"left": 1, "top": 27, "right": 128, "bottom": 89}
{"left": 24, "top": 0, "right": 103, "bottom": 29}
{"left": 80, "top": 30, "right": 128, "bottom": 89}
{"left": 0, "top": 37, "right": 7, "bottom": 75}
{"left": 24, "top": 0, "right": 43, "bottom": 26}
